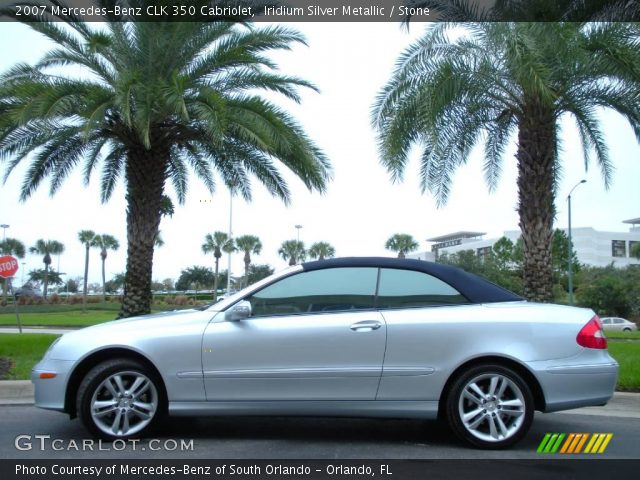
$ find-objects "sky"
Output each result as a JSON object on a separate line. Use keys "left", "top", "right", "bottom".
{"left": 0, "top": 21, "right": 639, "bottom": 287}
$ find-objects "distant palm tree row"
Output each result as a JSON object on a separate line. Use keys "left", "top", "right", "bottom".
{"left": 1, "top": 227, "right": 426, "bottom": 304}
{"left": 0, "top": 232, "right": 121, "bottom": 303}
{"left": 200, "top": 232, "right": 341, "bottom": 299}
{"left": 77, "top": 231, "right": 120, "bottom": 308}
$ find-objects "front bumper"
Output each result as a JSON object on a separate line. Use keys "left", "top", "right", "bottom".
{"left": 31, "top": 359, "right": 76, "bottom": 412}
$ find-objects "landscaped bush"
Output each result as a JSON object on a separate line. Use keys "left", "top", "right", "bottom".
{"left": 17, "top": 296, "right": 45, "bottom": 306}
{"left": 166, "top": 295, "right": 190, "bottom": 306}
{"left": 48, "top": 294, "right": 62, "bottom": 305}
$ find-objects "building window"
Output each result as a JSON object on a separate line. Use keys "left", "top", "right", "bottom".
{"left": 611, "top": 240, "right": 626, "bottom": 258}
{"left": 476, "top": 246, "right": 492, "bottom": 262}
{"left": 630, "top": 241, "right": 639, "bottom": 259}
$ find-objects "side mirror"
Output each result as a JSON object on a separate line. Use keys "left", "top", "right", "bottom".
{"left": 225, "top": 300, "right": 252, "bottom": 322}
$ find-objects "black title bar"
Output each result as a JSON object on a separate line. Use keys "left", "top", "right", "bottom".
{"left": 1, "top": 0, "right": 639, "bottom": 22}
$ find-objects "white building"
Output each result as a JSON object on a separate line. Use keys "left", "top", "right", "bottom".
{"left": 409, "top": 218, "right": 640, "bottom": 268}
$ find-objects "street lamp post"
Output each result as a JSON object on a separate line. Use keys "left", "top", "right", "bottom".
{"left": 567, "top": 179, "right": 586, "bottom": 306}
{"left": 295, "top": 224, "right": 303, "bottom": 242}
{"left": 227, "top": 189, "right": 234, "bottom": 295}
{"left": 0, "top": 224, "right": 9, "bottom": 243}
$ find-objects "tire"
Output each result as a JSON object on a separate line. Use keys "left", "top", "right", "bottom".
{"left": 445, "top": 364, "right": 534, "bottom": 449}
{"left": 77, "top": 359, "right": 166, "bottom": 440}
{"left": 623, "top": 328, "right": 632, "bottom": 332}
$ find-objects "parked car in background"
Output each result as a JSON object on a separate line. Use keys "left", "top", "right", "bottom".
{"left": 31, "top": 257, "right": 618, "bottom": 449}
{"left": 13, "top": 285, "right": 43, "bottom": 298}
{"left": 600, "top": 317, "right": 638, "bottom": 332}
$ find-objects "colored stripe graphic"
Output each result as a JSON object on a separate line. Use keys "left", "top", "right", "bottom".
{"left": 537, "top": 433, "right": 565, "bottom": 453}
{"left": 560, "top": 433, "right": 575, "bottom": 454}
{"left": 539, "top": 433, "right": 613, "bottom": 454}
{"left": 537, "top": 433, "right": 552, "bottom": 453}
{"left": 584, "top": 433, "right": 613, "bottom": 454}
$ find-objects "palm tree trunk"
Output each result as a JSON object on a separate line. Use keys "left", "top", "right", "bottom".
{"left": 43, "top": 263, "right": 49, "bottom": 299}
{"left": 213, "top": 257, "right": 219, "bottom": 302}
{"left": 516, "top": 102, "right": 556, "bottom": 303}
{"left": 119, "top": 145, "right": 168, "bottom": 318}
{"left": 82, "top": 244, "right": 90, "bottom": 313}
{"left": 101, "top": 255, "right": 106, "bottom": 303}
{"left": 244, "top": 251, "right": 250, "bottom": 288}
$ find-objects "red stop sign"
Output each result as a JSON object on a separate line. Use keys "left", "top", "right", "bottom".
{"left": 0, "top": 255, "right": 19, "bottom": 279}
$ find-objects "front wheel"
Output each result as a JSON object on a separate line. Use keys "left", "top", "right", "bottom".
{"left": 77, "top": 359, "right": 165, "bottom": 440}
{"left": 446, "top": 364, "right": 534, "bottom": 449}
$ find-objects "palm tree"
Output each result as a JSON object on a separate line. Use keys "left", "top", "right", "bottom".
{"left": 93, "top": 234, "right": 120, "bottom": 302}
{"left": 28, "top": 239, "right": 65, "bottom": 299}
{"left": 78, "top": 230, "right": 96, "bottom": 311}
{"left": 235, "top": 235, "right": 262, "bottom": 288}
{"left": 0, "top": 238, "right": 26, "bottom": 304}
{"left": 308, "top": 241, "right": 336, "bottom": 260}
{"left": 385, "top": 234, "right": 419, "bottom": 258}
{"left": 202, "top": 232, "right": 235, "bottom": 302}
{"left": 373, "top": 22, "right": 640, "bottom": 301}
{"left": 279, "top": 240, "right": 306, "bottom": 266}
{"left": 0, "top": 5, "right": 332, "bottom": 317}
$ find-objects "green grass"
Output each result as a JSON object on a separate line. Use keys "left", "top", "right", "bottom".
{"left": 0, "top": 333, "right": 60, "bottom": 380}
{"left": 608, "top": 342, "right": 640, "bottom": 392}
{"left": 0, "top": 301, "right": 193, "bottom": 315}
{"left": 0, "top": 303, "right": 200, "bottom": 327}
{"left": 0, "top": 311, "right": 119, "bottom": 327}
{"left": 0, "top": 302, "right": 121, "bottom": 314}
{"left": 606, "top": 330, "right": 640, "bottom": 340}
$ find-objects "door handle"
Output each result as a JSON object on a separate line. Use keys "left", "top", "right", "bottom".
{"left": 350, "top": 321, "right": 382, "bottom": 331}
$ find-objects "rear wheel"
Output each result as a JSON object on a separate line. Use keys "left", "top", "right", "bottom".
{"left": 446, "top": 364, "right": 534, "bottom": 449}
{"left": 77, "top": 359, "right": 165, "bottom": 440}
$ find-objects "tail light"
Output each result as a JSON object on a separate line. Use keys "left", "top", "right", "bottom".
{"left": 576, "top": 316, "right": 607, "bottom": 349}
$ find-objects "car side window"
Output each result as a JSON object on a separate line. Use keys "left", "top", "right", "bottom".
{"left": 377, "top": 268, "right": 469, "bottom": 309}
{"left": 247, "top": 267, "right": 378, "bottom": 317}
{"left": 602, "top": 318, "right": 611, "bottom": 325}
{"left": 614, "top": 318, "right": 624, "bottom": 324}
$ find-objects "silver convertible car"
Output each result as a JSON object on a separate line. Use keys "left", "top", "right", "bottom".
{"left": 32, "top": 257, "right": 618, "bottom": 449}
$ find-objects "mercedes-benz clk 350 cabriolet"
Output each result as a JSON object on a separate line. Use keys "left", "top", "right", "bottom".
{"left": 32, "top": 257, "right": 618, "bottom": 449}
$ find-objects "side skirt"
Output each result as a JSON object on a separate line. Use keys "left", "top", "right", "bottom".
{"left": 168, "top": 400, "right": 439, "bottom": 419}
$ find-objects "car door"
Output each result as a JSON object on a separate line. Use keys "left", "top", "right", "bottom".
{"left": 202, "top": 267, "right": 386, "bottom": 401}
{"left": 375, "top": 268, "right": 472, "bottom": 401}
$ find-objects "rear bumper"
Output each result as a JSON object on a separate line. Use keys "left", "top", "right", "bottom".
{"left": 531, "top": 359, "right": 618, "bottom": 412}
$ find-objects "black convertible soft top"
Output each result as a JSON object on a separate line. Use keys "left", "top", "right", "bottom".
{"left": 301, "top": 257, "right": 523, "bottom": 304}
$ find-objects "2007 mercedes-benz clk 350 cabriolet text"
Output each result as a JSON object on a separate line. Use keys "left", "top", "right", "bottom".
{"left": 32, "top": 257, "right": 618, "bottom": 449}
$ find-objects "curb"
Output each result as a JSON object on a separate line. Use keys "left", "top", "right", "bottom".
{"left": 0, "top": 380, "right": 34, "bottom": 404}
